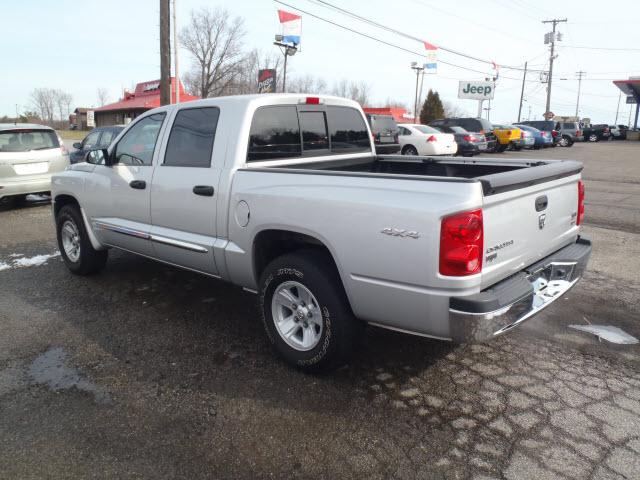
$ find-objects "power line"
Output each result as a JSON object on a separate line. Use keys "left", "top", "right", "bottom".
{"left": 302, "top": 0, "right": 546, "bottom": 72}
{"left": 274, "top": 0, "right": 540, "bottom": 80}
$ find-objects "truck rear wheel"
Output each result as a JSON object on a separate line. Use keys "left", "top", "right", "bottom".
{"left": 56, "top": 204, "right": 108, "bottom": 275}
{"left": 259, "top": 251, "right": 364, "bottom": 372}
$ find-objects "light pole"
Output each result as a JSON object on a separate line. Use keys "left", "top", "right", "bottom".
{"left": 274, "top": 35, "right": 298, "bottom": 93}
{"left": 410, "top": 62, "right": 424, "bottom": 123}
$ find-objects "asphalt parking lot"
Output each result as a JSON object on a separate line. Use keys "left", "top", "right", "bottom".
{"left": 1, "top": 141, "right": 639, "bottom": 479}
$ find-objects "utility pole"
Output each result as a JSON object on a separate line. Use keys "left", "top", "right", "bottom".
{"left": 517, "top": 61, "right": 528, "bottom": 122}
{"left": 575, "top": 70, "right": 585, "bottom": 117}
{"left": 411, "top": 62, "right": 424, "bottom": 123}
{"left": 542, "top": 18, "right": 567, "bottom": 119}
{"left": 159, "top": 0, "right": 171, "bottom": 106}
{"left": 274, "top": 36, "right": 298, "bottom": 93}
{"left": 614, "top": 90, "right": 622, "bottom": 125}
{"left": 172, "top": 0, "right": 179, "bottom": 104}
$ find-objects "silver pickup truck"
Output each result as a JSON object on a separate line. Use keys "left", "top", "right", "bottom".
{"left": 51, "top": 94, "right": 591, "bottom": 371}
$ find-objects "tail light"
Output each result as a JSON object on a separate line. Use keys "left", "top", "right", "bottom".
{"left": 305, "top": 97, "right": 321, "bottom": 104}
{"left": 426, "top": 135, "right": 437, "bottom": 142}
{"left": 439, "top": 209, "right": 483, "bottom": 277}
{"left": 57, "top": 135, "right": 68, "bottom": 154}
{"left": 576, "top": 130, "right": 582, "bottom": 137}
{"left": 541, "top": 131, "right": 547, "bottom": 137}
{"left": 520, "top": 131, "right": 525, "bottom": 139}
{"left": 463, "top": 135, "right": 471, "bottom": 142}
{"left": 577, "top": 180, "right": 585, "bottom": 225}
{"left": 551, "top": 130, "right": 559, "bottom": 138}
{"left": 603, "top": 127, "right": 609, "bottom": 133}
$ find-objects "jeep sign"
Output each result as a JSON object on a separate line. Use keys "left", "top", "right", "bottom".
{"left": 458, "top": 81, "right": 495, "bottom": 100}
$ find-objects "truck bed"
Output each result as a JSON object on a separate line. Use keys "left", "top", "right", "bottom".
{"left": 264, "top": 155, "right": 583, "bottom": 196}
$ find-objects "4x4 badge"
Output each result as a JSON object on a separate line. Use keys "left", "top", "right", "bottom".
{"left": 538, "top": 213, "right": 547, "bottom": 230}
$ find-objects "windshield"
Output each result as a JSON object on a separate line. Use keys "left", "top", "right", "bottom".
{"left": 413, "top": 125, "right": 439, "bottom": 134}
{"left": 0, "top": 129, "right": 59, "bottom": 152}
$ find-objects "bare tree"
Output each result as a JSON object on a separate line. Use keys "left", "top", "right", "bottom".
{"left": 381, "top": 98, "right": 408, "bottom": 109}
{"left": 30, "top": 88, "right": 56, "bottom": 125}
{"left": 226, "top": 49, "right": 283, "bottom": 95}
{"left": 331, "top": 79, "right": 370, "bottom": 105}
{"left": 287, "top": 74, "right": 328, "bottom": 94}
{"left": 180, "top": 7, "right": 245, "bottom": 98}
{"left": 443, "top": 101, "right": 467, "bottom": 118}
{"left": 54, "top": 90, "right": 73, "bottom": 123}
{"left": 97, "top": 87, "right": 110, "bottom": 106}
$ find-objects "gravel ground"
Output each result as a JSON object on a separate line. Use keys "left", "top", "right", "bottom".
{"left": 0, "top": 141, "right": 639, "bottom": 479}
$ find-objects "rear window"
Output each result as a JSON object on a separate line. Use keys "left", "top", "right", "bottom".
{"left": 326, "top": 106, "right": 369, "bottom": 153}
{"left": 562, "top": 123, "right": 577, "bottom": 129}
{"left": 248, "top": 106, "right": 301, "bottom": 162}
{"left": 0, "top": 129, "right": 59, "bottom": 152}
{"left": 414, "top": 125, "right": 439, "bottom": 134}
{"left": 369, "top": 115, "right": 397, "bottom": 134}
{"left": 299, "top": 111, "right": 329, "bottom": 151}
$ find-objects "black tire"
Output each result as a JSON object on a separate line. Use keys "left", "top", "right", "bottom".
{"left": 259, "top": 250, "right": 364, "bottom": 372}
{"left": 588, "top": 134, "right": 599, "bottom": 142}
{"left": 496, "top": 143, "right": 508, "bottom": 153}
{"left": 56, "top": 204, "right": 108, "bottom": 275}
{"left": 402, "top": 145, "right": 418, "bottom": 156}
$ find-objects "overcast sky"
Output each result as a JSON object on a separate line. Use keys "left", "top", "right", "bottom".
{"left": 3, "top": 0, "right": 639, "bottom": 124}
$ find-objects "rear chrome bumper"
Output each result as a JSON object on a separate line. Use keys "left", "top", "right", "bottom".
{"left": 449, "top": 236, "right": 591, "bottom": 342}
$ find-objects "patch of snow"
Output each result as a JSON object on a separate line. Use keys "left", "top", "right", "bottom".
{"left": 569, "top": 325, "right": 639, "bottom": 345}
{"left": 12, "top": 252, "right": 60, "bottom": 268}
{"left": 0, "top": 251, "right": 60, "bottom": 271}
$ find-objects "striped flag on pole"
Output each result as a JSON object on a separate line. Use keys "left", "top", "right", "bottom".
{"left": 423, "top": 41, "right": 438, "bottom": 74}
{"left": 278, "top": 9, "right": 301, "bottom": 45}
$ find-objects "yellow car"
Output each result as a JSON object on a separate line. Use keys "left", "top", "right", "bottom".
{"left": 493, "top": 124, "right": 524, "bottom": 152}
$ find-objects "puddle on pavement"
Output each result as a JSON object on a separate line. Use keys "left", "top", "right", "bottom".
{"left": 29, "top": 346, "right": 111, "bottom": 404}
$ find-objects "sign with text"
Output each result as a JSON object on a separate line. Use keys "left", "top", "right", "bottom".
{"left": 257, "top": 69, "right": 277, "bottom": 94}
{"left": 86, "top": 110, "right": 95, "bottom": 127}
{"left": 458, "top": 81, "right": 495, "bottom": 100}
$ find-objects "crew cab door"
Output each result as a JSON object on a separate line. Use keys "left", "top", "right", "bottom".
{"left": 149, "top": 106, "right": 221, "bottom": 276}
{"left": 84, "top": 113, "right": 167, "bottom": 256}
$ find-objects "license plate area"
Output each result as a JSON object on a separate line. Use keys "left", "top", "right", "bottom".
{"left": 13, "top": 162, "right": 49, "bottom": 175}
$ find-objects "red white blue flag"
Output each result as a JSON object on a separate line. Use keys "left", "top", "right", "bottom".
{"left": 423, "top": 41, "right": 438, "bottom": 74}
{"left": 278, "top": 9, "right": 301, "bottom": 45}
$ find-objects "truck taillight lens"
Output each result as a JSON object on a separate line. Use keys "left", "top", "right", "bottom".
{"left": 439, "top": 209, "right": 483, "bottom": 277}
{"left": 463, "top": 135, "right": 471, "bottom": 142}
{"left": 577, "top": 180, "right": 585, "bottom": 225}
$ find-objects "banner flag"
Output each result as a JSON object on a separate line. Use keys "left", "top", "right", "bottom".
{"left": 423, "top": 41, "right": 438, "bottom": 74}
{"left": 278, "top": 9, "right": 301, "bottom": 45}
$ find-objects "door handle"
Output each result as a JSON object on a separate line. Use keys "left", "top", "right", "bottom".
{"left": 129, "top": 180, "right": 146, "bottom": 190}
{"left": 193, "top": 185, "right": 214, "bottom": 196}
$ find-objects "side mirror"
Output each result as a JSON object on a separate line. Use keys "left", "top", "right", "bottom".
{"left": 85, "top": 148, "right": 110, "bottom": 165}
{"left": 73, "top": 142, "right": 82, "bottom": 149}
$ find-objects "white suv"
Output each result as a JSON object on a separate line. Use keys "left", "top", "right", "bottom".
{"left": 0, "top": 124, "right": 69, "bottom": 202}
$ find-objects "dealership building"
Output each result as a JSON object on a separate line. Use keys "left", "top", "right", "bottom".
{"left": 94, "top": 78, "right": 198, "bottom": 127}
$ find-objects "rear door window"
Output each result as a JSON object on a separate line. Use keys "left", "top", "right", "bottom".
{"left": 248, "top": 106, "right": 301, "bottom": 162}
{"left": 163, "top": 107, "right": 220, "bottom": 167}
{"left": 99, "top": 129, "right": 116, "bottom": 147}
{"left": 299, "top": 111, "right": 329, "bottom": 152}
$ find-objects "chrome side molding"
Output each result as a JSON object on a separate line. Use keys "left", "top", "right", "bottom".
{"left": 93, "top": 221, "right": 208, "bottom": 253}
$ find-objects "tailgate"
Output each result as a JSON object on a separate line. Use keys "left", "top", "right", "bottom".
{"left": 480, "top": 170, "right": 582, "bottom": 289}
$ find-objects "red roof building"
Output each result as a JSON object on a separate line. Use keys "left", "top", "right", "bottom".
{"left": 362, "top": 107, "right": 414, "bottom": 123}
{"left": 94, "top": 77, "right": 199, "bottom": 127}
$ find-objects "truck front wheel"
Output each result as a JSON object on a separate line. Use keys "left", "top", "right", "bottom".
{"left": 56, "top": 205, "right": 108, "bottom": 275}
{"left": 259, "top": 251, "right": 364, "bottom": 372}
